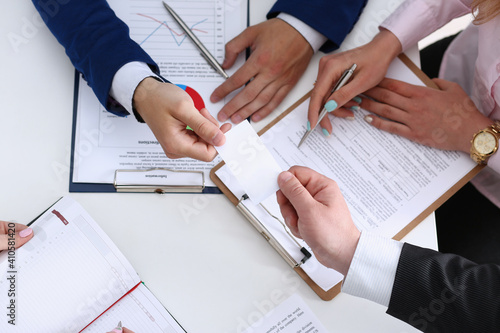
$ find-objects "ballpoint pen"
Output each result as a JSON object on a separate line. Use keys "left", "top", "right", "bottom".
{"left": 110, "top": 321, "right": 123, "bottom": 333}
{"left": 298, "top": 63, "right": 357, "bottom": 148}
{"left": 162, "top": 1, "right": 229, "bottom": 79}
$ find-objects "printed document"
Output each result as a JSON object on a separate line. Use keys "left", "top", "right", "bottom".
{"left": 217, "top": 57, "right": 477, "bottom": 291}
{"left": 72, "top": 0, "right": 247, "bottom": 187}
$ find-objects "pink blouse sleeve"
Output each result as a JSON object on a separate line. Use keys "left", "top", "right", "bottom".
{"left": 380, "top": 0, "right": 471, "bottom": 51}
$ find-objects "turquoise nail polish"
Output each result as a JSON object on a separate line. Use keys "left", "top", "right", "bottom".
{"left": 350, "top": 106, "right": 360, "bottom": 111}
{"left": 307, "top": 120, "right": 311, "bottom": 131}
{"left": 322, "top": 128, "right": 330, "bottom": 137}
{"left": 325, "top": 100, "right": 337, "bottom": 112}
{"left": 353, "top": 96, "right": 362, "bottom": 104}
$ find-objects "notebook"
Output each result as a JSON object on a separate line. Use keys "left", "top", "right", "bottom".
{"left": 0, "top": 197, "right": 185, "bottom": 332}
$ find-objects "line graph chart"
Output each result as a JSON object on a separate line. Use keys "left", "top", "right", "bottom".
{"left": 128, "top": 0, "right": 224, "bottom": 61}
{"left": 137, "top": 13, "right": 208, "bottom": 47}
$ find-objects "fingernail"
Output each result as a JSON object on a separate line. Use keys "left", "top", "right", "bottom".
{"left": 325, "top": 100, "right": 338, "bottom": 112}
{"left": 347, "top": 116, "right": 355, "bottom": 121}
{"left": 322, "top": 128, "right": 330, "bottom": 137}
{"left": 218, "top": 112, "right": 228, "bottom": 122}
{"left": 350, "top": 106, "right": 360, "bottom": 111}
{"left": 364, "top": 115, "right": 373, "bottom": 124}
{"left": 211, "top": 94, "right": 221, "bottom": 103}
{"left": 353, "top": 96, "right": 362, "bottom": 104}
{"left": 283, "top": 216, "right": 290, "bottom": 226}
{"left": 252, "top": 114, "right": 261, "bottom": 122}
{"left": 232, "top": 114, "right": 242, "bottom": 124}
{"left": 212, "top": 131, "right": 225, "bottom": 146}
{"left": 19, "top": 228, "right": 33, "bottom": 238}
{"left": 278, "top": 171, "right": 293, "bottom": 184}
{"left": 306, "top": 121, "right": 311, "bottom": 131}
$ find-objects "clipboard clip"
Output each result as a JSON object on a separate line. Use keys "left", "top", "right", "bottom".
{"left": 114, "top": 168, "right": 205, "bottom": 194}
{"left": 237, "top": 194, "right": 312, "bottom": 267}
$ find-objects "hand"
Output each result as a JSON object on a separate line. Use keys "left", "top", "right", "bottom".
{"left": 211, "top": 18, "right": 314, "bottom": 123}
{"left": 0, "top": 221, "right": 34, "bottom": 251}
{"left": 309, "top": 29, "right": 402, "bottom": 135}
{"left": 361, "top": 78, "right": 493, "bottom": 152}
{"left": 276, "top": 166, "right": 360, "bottom": 276}
{"left": 134, "top": 78, "right": 232, "bottom": 162}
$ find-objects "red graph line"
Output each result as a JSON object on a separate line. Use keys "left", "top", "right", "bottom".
{"left": 137, "top": 13, "right": 207, "bottom": 36}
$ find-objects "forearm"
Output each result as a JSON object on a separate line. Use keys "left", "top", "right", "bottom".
{"left": 32, "top": 0, "right": 158, "bottom": 110}
{"left": 388, "top": 243, "right": 500, "bottom": 332}
{"left": 381, "top": 0, "right": 471, "bottom": 52}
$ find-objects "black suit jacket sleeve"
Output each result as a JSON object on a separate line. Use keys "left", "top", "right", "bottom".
{"left": 267, "top": 0, "right": 367, "bottom": 53}
{"left": 387, "top": 243, "right": 500, "bottom": 332}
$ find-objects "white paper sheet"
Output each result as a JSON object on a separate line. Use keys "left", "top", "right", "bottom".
{"left": 216, "top": 121, "right": 282, "bottom": 203}
{"left": 242, "top": 294, "right": 329, "bottom": 333}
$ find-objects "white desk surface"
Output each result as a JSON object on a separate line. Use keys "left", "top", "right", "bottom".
{"left": 0, "top": 0, "right": 436, "bottom": 332}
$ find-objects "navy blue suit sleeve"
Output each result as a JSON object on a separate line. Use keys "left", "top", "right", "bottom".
{"left": 267, "top": 0, "right": 367, "bottom": 53}
{"left": 32, "top": 0, "right": 161, "bottom": 115}
{"left": 387, "top": 243, "right": 500, "bottom": 332}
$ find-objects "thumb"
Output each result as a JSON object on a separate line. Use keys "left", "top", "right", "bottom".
{"left": 432, "top": 78, "right": 456, "bottom": 91}
{"left": 181, "top": 108, "right": 226, "bottom": 146}
{"left": 277, "top": 171, "right": 315, "bottom": 215}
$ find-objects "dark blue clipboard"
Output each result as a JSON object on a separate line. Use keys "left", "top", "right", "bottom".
{"left": 69, "top": 0, "right": 250, "bottom": 194}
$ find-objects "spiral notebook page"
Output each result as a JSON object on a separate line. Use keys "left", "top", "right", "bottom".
{"left": 0, "top": 197, "right": 182, "bottom": 332}
{"left": 84, "top": 284, "right": 184, "bottom": 332}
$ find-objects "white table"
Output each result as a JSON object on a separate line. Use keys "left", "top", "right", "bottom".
{"left": 0, "top": 0, "right": 436, "bottom": 332}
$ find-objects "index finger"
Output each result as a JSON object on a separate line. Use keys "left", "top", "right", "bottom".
{"left": 164, "top": 131, "right": 218, "bottom": 162}
{"left": 211, "top": 62, "right": 257, "bottom": 107}
{"left": 309, "top": 59, "right": 357, "bottom": 124}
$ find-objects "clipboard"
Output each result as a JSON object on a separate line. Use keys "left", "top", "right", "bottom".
{"left": 68, "top": 78, "right": 215, "bottom": 194}
{"left": 210, "top": 54, "right": 484, "bottom": 300}
{"left": 68, "top": 0, "right": 250, "bottom": 194}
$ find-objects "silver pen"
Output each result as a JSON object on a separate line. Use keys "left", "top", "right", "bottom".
{"left": 162, "top": 1, "right": 229, "bottom": 79}
{"left": 298, "top": 63, "right": 357, "bottom": 148}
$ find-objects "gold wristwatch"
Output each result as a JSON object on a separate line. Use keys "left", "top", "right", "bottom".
{"left": 470, "top": 121, "right": 500, "bottom": 165}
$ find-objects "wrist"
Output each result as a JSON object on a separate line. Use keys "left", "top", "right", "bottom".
{"left": 326, "top": 229, "right": 361, "bottom": 276}
{"left": 460, "top": 116, "right": 494, "bottom": 153}
{"left": 133, "top": 77, "right": 162, "bottom": 120}
{"left": 372, "top": 29, "right": 402, "bottom": 63}
{"left": 340, "top": 229, "right": 361, "bottom": 276}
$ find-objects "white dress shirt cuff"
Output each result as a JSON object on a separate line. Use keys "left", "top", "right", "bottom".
{"left": 277, "top": 13, "right": 327, "bottom": 53}
{"left": 109, "top": 61, "right": 161, "bottom": 114}
{"left": 342, "top": 231, "right": 403, "bottom": 307}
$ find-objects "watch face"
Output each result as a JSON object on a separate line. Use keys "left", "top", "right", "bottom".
{"left": 474, "top": 131, "right": 497, "bottom": 154}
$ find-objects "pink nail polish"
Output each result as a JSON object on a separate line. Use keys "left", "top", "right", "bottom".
{"left": 19, "top": 228, "right": 33, "bottom": 238}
